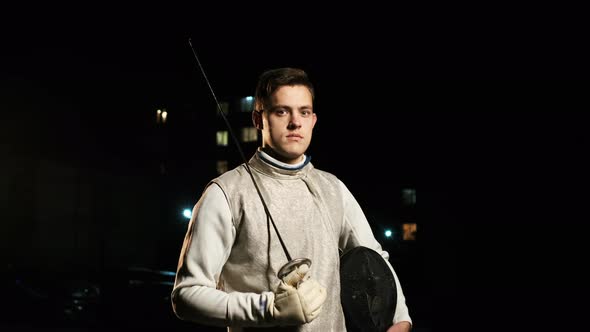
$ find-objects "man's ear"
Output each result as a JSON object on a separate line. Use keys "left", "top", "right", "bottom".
{"left": 252, "top": 110, "right": 263, "bottom": 130}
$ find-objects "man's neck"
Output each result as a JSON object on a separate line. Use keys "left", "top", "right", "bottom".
{"left": 260, "top": 147, "right": 304, "bottom": 164}
{"left": 258, "top": 148, "right": 308, "bottom": 170}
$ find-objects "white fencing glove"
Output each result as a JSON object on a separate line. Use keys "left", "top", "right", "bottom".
{"left": 268, "top": 264, "right": 327, "bottom": 325}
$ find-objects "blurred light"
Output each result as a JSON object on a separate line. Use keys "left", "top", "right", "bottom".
{"left": 384, "top": 229, "right": 393, "bottom": 238}
{"left": 218, "top": 102, "right": 229, "bottom": 116}
{"left": 403, "top": 223, "right": 417, "bottom": 241}
{"left": 241, "top": 126, "right": 258, "bottom": 142}
{"left": 162, "top": 111, "right": 168, "bottom": 123}
{"left": 182, "top": 209, "right": 192, "bottom": 219}
{"left": 401, "top": 188, "right": 416, "bottom": 206}
{"left": 216, "top": 131, "right": 229, "bottom": 146}
{"left": 240, "top": 96, "right": 254, "bottom": 112}
{"left": 216, "top": 160, "right": 228, "bottom": 175}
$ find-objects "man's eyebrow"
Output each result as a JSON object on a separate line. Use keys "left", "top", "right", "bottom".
{"left": 270, "top": 104, "right": 313, "bottom": 110}
{"left": 271, "top": 104, "right": 290, "bottom": 109}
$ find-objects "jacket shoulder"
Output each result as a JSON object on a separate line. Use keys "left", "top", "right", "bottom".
{"left": 209, "top": 164, "right": 248, "bottom": 188}
{"left": 310, "top": 166, "right": 341, "bottom": 185}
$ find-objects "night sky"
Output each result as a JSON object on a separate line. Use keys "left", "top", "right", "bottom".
{"left": 2, "top": 3, "right": 588, "bottom": 331}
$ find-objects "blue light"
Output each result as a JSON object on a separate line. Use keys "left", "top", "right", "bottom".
{"left": 384, "top": 229, "right": 393, "bottom": 238}
{"left": 183, "top": 209, "right": 192, "bottom": 219}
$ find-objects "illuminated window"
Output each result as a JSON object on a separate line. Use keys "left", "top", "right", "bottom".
{"left": 241, "top": 127, "right": 258, "bottom": 142}
{"left": 156, "top": 108, "right": 168, "bottom": 124}
{"left": 217, "top": 102, "right": 229, "bottom": 116}
{"left": 216, "top": 131, "right": 228, "bottom": 146}
{"left": 402, "top": 223, "right": 417, "bottom": 241}
{"left": 216, "top": 160, "right": 228, "bottom": 174}
{"left": 401, "top": 188, "right": 416, "bottom": 206}
{"left": 240, "top": 96, "right": 254, "bottom": 112}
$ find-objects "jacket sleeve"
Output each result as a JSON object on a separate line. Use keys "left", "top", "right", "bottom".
{"left": 171, "top": 183, "right": 275, "bottom": 327}
{"left": 337, "top": 180, "right": 413, "bottom": 326}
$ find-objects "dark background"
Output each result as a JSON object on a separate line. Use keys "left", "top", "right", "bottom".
{"left": 1, "top": 2, "right": 588, "bottom": 331}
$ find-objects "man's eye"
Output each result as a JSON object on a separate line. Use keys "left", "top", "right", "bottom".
{"left": 274, "top": 109, "right": 287, "bottom": 115}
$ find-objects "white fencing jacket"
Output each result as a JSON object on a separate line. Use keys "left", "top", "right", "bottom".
{"left": 171, "top": 151, "right": 412, "bottom": 331}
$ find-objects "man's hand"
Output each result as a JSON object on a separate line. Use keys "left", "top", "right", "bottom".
{"left": 387, "top": 321, "right": 412, "bottom": 332}
{"left": 269, "top": 264, "right": 327, "bottom": 325}
{"left": 282, "top": 262, "right": 311, "bottom": 286}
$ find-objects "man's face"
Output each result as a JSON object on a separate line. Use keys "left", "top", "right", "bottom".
{"left": 259, "top": 85, "right": 317, "bottom": 164}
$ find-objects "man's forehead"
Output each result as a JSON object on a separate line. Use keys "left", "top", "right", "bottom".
{"left": 270, "top": 86, "right": 312, "bottom": 101}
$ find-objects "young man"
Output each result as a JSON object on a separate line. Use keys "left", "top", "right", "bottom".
{"left": 171, "top": 67, "right": 412, "bottom": 331}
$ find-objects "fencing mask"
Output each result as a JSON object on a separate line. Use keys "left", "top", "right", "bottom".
{"left": 340, "top": 246, "right": 397, "bottom": 332}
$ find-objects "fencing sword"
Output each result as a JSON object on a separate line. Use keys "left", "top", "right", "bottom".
{"left": 187, "top": 38, "right": 310, "bottom": 281}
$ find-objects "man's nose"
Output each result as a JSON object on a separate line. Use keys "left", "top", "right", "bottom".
{"left": 288, "top": 113, "right": 302, "bottom": 129}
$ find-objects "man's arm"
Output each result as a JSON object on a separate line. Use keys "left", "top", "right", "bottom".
{"left": 337, "top": 180, "right": 413, "bottom": 327}
{"left": 171, "top": 184, "right": 273, "bottom": 326}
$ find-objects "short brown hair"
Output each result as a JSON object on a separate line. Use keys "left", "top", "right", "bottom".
{"left": 254, "top": 67, "right": 315, "bottom": 112}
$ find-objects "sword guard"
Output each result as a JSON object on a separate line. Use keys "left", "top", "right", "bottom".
{"left": 277, "top": 258, "right": 312, "bottom": 281}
